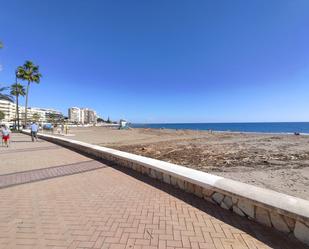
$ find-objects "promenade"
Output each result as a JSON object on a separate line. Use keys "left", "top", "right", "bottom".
{"left": 0, "top": 133, "right": 307, "bottom": 249}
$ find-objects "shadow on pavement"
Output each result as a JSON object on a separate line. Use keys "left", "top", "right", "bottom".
{"left": 0, "top": 159, "right": 108, "bottom": 189}
{"left": 0, "top": 145, "right": 60, "bottom": 154}
{"left": 10, "top": 140, "right": 45, "bottom": 143}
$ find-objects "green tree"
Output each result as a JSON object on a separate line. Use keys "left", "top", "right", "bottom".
{"left": 32, "top": 112, "right": 41, "bottom": 122}
{"left": 10, "top": 83, "right": 26, "bottom": 130}
{"left": 48, "top": 113, "right": 58, "bottom": 125}
{"left": 0, "top": 110, "right": 5, "bottom": 121}
{"left": 16, "top": 61, "right": 42, "bottom": 125}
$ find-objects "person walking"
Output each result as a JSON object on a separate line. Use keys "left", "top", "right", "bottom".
{"left": 1, "top": 125, "right": 11, "bottom": 147}
{"left": 30, "top": 122, "right": 39, "bottom": 142}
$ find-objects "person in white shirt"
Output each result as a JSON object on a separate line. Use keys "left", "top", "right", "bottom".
{"left": 30, "top": 122, "right": 39, "bottom": 142}
{"left": 1, "top": 125, "right": 11, "bottom": 147}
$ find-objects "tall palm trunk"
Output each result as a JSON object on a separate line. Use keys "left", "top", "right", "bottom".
{"left": 24, "top": 81, "right": 30, "bottom": 126}
{"left": 14, "top": 104, "right": 17, "bottom": 128}
{"left": 14, "top": 79, "right": 20, "bottom": 130}
{"left": 16, "top": 95, "right": 20, "bottom": 130}
{"left": 15, "top": 95, "right": 18, "bottom": 128}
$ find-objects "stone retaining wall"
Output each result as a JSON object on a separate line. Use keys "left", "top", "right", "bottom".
{"left": 23, "top": 131, "right": 309, "bottom": 246}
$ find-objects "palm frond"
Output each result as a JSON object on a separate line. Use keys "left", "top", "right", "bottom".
{"left": 0, "top": 85, "right": 14, "bottom": 102}
{"left": 16, "top": 61, "right": 42, "bottom": 83}
{"left": 0, "top": 93, "right": 13, "bottom": 102}
{"left": 10, "top": 83, "right": 26, "bottom": 97}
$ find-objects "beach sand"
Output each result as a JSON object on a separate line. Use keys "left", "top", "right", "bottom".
{"left": 55, "top": 126, "right": 309, "bottom": 200}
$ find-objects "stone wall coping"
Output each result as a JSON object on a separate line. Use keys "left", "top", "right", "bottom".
{"left": 24, "top": 131, "right": 309, "bottom": 223}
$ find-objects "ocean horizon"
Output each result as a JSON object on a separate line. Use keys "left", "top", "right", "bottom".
{"left": 131, "top": 122, "right": 309, "bottom": 134}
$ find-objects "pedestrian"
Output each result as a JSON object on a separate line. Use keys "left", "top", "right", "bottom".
{"left": 30, "top": 122, "right": 39, "bottom": 142}
{"left": 1, "top": 125, "right": 11, "bottom": 147}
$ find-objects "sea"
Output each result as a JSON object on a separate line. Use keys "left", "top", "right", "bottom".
{"left": 131, "top": 122, "right": 309, "bottom": 134}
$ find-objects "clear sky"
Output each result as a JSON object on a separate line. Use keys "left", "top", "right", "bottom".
{"left": 0, "top": 0, "right": 308, "bottom": 123}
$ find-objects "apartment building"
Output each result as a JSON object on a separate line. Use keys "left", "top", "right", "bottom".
{"left": 68, "top": 107, "right": 81, "bottom": 123}
{"left": 23, "top": 107, "right": 63, "bottom": 123}
{"left": 0, "top": 99, "right": 62, "bottom": 124}
{"left": 0, "top": 99, "right": 17, "bottom": 122}
{"left": 68, "top": 107, "right": 97, "bottom": 124}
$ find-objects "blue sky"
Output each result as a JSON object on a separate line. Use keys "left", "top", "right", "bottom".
{"left": 0, "top": 0, "right": 309, "bottom": 123}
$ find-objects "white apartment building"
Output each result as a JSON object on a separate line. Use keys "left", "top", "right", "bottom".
{"left": 68, "top": 107, "right": 81, "bottom": 123}
{"left": 68, "top": 107, "right": 97, "bottom": 124}
{"left": 80, "top": 108, "right": 97, "bottom": 124}
{"left": 0, "top": 99, "right": 62, "bottom": 124}
{"left": 0, "top": 99, "right": 17, "bottom": 122}
{"left": 24, "top": 107, "right": 63, "bottom": 123}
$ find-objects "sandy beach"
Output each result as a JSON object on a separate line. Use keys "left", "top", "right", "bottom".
{"left": 55, "top": 126, "right": 309, "bottom": 200}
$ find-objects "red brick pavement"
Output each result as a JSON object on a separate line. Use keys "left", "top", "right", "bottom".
{"left": 0, "top": 134, "right": 308, "bottom": 249}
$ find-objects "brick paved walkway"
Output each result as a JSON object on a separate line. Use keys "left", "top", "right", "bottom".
{"left": 0, "top": 133, "right": 90, "bottom": 175}
{"left": 0, "top": 161, "right": 104, "bottom": 189}
{"left": 0, "top": 134, "right": 307, "bottom": 249}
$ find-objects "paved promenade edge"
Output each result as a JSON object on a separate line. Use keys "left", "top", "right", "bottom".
{"left": 22, "top": 130, "right": 309, "bottom": 246}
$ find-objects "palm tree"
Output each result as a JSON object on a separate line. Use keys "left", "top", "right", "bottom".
{"left": 0, "top": 85, "right": 13, "bottom": 101}
{"left": 16, "top": 61, "right": 42, "bottom": 126}
{"left": 10, "top": 83, "right": 26, "bottom": 130}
